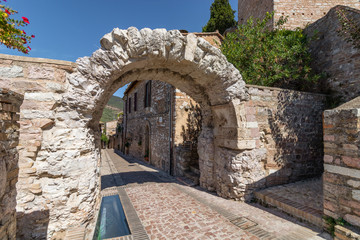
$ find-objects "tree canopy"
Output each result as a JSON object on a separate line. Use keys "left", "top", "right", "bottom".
{"left": 202, "top": 0, "right": 236, "bottom": 34}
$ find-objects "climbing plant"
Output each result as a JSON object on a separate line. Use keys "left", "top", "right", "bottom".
{"left": 202, "top": 0, "right": 236, "bottom": 34}
{"left": 0, "top": 0, "right": 34, "bottom": 53}
{"left": 221, "top": 12, "right": 323, "bottom": 91}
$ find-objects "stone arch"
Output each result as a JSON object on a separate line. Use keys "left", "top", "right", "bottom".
{"left": 12, "top": 27, "right": 251, "bottom": 238}
{"left": 64, "top": 26, "right": 249, "bottom": 191}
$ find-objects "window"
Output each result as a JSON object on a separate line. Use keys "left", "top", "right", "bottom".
{"left": 125, "top": 99, "right": 127, "bottom": 114}
{"left": 134, "top": 92, "right": 137, "bottom": 112}
{"left": 144, "top": 81, "right": 151, "bottom": 108}
{"left": 128, "top": 97, "right": 131, "bottom": 113}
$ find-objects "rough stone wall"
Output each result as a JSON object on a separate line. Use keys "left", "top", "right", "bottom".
{"left": 0, "top": 54, "right": 99, "bottom": 239}
{"left": 323, "top": 97, "right": 360, "bottom": 229}
{"left": 173, "top": 89, "right": 200, "bottom": 176}
{"left": 274, "top": 0, "right": 359, "bottom": 29}
{"left": 238, "top": 0, "right": 274, "bottom": 26}
{"left": 124, "top": 80, "right": 173, "bottom": 173}
{"left": 212, "top": 85, "right": 327, "bottom": 200}
{"left": 247, "top": 85, "right": 326, "bottom": 186}
{"left": 0, "top": 89, "right": 23, "bottom": 240}
{"left": 238, "top": 0, "right": 360, "bottom": 29}
{"left": 305, "top": 6, "right": 360, "bottom": 104}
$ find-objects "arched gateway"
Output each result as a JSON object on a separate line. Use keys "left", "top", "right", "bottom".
{"left": 5, "top": 28, "right": 253, "bottom": 239}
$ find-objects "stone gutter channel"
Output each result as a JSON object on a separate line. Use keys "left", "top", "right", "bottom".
{"left": 100, "top": 150, "right": 149, "bottom": 240}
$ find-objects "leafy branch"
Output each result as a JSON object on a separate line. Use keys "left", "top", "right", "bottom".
{"left": 221, "top": 12, "right": 323, "bottom": 91}
{"left": 0, "top": 0, "right": 34, "bottom": 53}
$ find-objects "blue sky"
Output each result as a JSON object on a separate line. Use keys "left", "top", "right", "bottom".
{"left": 1, "top": 0, "right": 238, "bottom": 97}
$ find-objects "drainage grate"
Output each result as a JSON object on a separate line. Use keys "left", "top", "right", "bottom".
{"left": 230, "top": 217, "right": 275, "bottom": 240}
{"left": 231, "top": 217, "right": 258, "bottom": 229}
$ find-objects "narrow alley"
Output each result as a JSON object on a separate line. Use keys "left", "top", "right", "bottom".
{"left": 100, "top": 149, "right": 330, "bottom": 240}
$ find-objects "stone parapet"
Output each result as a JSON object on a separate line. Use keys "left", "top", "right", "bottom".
{"left": 0, "top": 88, "right": 23, "bottom": 240}
{"left": 323, "top": 96, "right": 360, "bottom": 230}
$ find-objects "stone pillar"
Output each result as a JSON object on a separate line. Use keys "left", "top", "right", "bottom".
{"left": 323, "top": 97, "right": 360, "bottom": 230}
{"left": 211, "top": 99, "right": 266, "bottom": 201}
{"left": 0, "top": 89, "right": 23, "bottom": 240}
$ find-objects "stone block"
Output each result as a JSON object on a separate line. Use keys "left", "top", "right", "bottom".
{"left": 27, "top": 66, "right": 55, "bottom": 79}
{"left": 344, "top": 214, "right": 360, "bottom": 228}
{"left": 0, "top": 66, "right": 23, "bottom": 78}
{"left": 352, "top": 190, "right": 360, "bottom": 201}
{"left": 348, "top": 180, "right": 360, "bottom": 188}
{"left": 343, "top": 156, "right": 360, "bottom": 170}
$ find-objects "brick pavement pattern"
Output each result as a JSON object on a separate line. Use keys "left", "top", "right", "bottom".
{"left": 126, "top": 183, "right": 256, "bottom": 240}
{"left": 102, "top": 149, "right": 330, "bottom": 240}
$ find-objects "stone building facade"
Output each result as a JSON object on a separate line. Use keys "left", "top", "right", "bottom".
{"left": 122, "top": 80, "right": 201, "bottom": 179}
{"left": 0, "top": 89, "right": 23, "bottom": 240}
{"left": 238, "top": 0, "right": 360, "bottom": 29}
{"left": 123, "top": 80, "right": 174, "bottom": 174}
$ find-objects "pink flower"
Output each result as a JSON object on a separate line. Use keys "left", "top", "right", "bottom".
{"left": 22, "top": 17, "right": 29, "bottom": 24}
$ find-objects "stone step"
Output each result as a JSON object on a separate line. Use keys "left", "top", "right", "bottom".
{"left": 254, "top": 190, "right": 323, "bottom": 228}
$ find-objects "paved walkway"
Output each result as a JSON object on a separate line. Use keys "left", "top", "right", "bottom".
{"left": 101, "top": 149, "right": 331, "bottom": 240}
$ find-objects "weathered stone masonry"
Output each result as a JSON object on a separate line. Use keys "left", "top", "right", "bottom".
{"left": 213, "top": 85, "right": 327, "bottom": 200}
{"left": 238, "top": 0, "right": 360, "bottom": 29}
{"left": 323, "top": 97, "right": 360, "bottom": 230}
{"left": 0, "top": 89, "right": 23, "bottom": 240}
{"left": 123, "top": 80, "right": 173, "bottom": 173}
{"left": 0, "top": 55, "right": 100, "bottom": 239}
{"left": 305, "top": 6, "right": 360, "bottom": 104}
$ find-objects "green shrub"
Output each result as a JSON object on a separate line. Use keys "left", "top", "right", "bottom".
{"left": 221, "top": 12, "right": 322, "bottom": 91}
{"left": 101, "top": 133, "right": 109, "bottom": 143}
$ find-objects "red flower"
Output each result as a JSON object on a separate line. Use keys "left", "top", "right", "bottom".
{"left": 21, "top": 37, "right": 27, "bottom": 44}
{"left": 5, "top": 9, "right": 10, "bottom": 15}
{"left": 22, "top": 17, "right": 29, "bottom": 24}
{"left": 31, "top": 35, "right": 35, "bottom": 38}
{"left": 22, "top": 30, "right": 26, "bottom": 34}
{"left": 27, "top": 46, "right": 31, "bottom": 50}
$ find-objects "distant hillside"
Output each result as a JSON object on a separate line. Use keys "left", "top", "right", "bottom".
{"left": 107, "top": 95, "right": 124, "bottom": 109}
{"left": 100, "top": 95, "right": 124, "bottom": 123}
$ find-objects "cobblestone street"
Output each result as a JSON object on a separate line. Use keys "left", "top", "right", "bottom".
{"left": 101, "top": 149, "right": 331, "bottom": 240}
